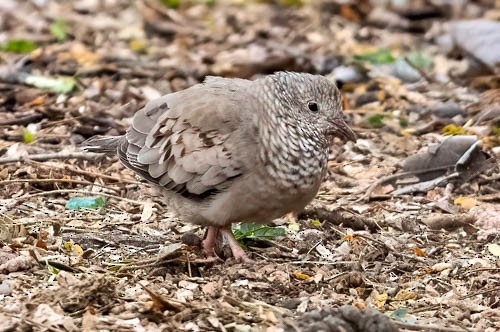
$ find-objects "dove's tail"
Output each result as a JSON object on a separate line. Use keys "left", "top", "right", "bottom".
{"left": 81, "top": 136, "right": 122, "bottom": 155}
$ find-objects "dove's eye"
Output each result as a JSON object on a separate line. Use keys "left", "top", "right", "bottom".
{"left": 307, "top": 101, "right": 319, "bottom": 112}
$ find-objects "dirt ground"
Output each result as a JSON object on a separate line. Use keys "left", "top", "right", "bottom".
{"left": 0, "top": 1, "right": 499, "bottom": 331}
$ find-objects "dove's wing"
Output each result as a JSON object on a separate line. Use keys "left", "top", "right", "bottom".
{"left": 119, "top": 77, "right": 255, "bottom": 199}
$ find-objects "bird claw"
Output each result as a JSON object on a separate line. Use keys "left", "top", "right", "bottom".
{"left": 202, "top": 226, "right": 253, "bottom": 263}
{"left": 231, "top": 247, "right": 254, "bottom": 264}
{"left": 219, "top": 227, "right": 253, "bottom": 263}
{"left": 202, "top": 226, "right": 219, "bottom": 257}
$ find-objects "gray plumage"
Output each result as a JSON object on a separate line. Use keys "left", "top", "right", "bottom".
{"left": 83, "top": 72, "right": 356, "bottom": 261}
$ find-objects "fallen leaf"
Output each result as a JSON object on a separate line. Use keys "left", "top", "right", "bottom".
{"left": 141, "top": 200, "right": 155, "bottom": 222}
{"left": 369, "top": 289, "right": 388, "bottom": 309}
{"left": 454, "top": 196, "right": 478, "bottom": 209}
{"left": 487, "top": 243, "right": 500, "bottom": 257}
{"left": 311, "top": 219, "right": 321, "bottom": 227}
{"left": 431, "top": 262, "right": 453, "bottom": 273}
{"left": 442, "top": 124, "right": 468, "bottom": 136}
{"left": 293, "top": 271, "right": 310, "bottom": 280}
{"left": 50, "top": 19, "right": 70, "bottom": 41}
{"left": 353, "top": 48, "right": 395, "bottom": 64}
{"left": 413, "top": 247, "right": 425, "bottom": 257}
{"left": 65, "top": 196, "right": 105, "bottom": 210}
{"left": 0, "top": 39, "right": 38, "bottom": 53}
{"left": 201, "top": 282, "right": 218, "bottom": 295}
{"left": 393, "top": 289, "right": 418, "bottom": 301}
{"left": 21, "top": 127, "right": 36, "bottom": 143}
{"left": 72, "top": 244, "right": 84, "bottom": 255}
{"left": 25, "top": 75, "right": 77, "bottom": 94}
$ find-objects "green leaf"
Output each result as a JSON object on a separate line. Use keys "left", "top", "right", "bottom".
{"left": 277, "top": 0, "right": 304, "bottom": 6}
{"left": 232, "top": 223, "right": 285, "bottom": 241}
{"left": 0, "top": 39, "right": 38, "bottom": 53}
{"left": 128, "top": 39, "right": 148, "bottom": 54}
{"left": 399, "top": 117, "right": 408, "bottom": 128}
{"left": 65, "top": 196, "right": 106, "bottom": 210}
{"left": 405, "top": 51, "right": 433, "bottom": 70}
{"left": 311, "top": 219, "right": 321, "bottom": 227}
{"left": 161, "top": 0, "right": 181, "bottom": 8}
{"left": 21, "top": 128, "right": 36, "bottom": 143}
{"left": 107, "top": 264, "right": 124, "bottom": 272}
{"left": 442, "top": 124, "right": 467, "bottom": 136}
{"left": 50, "top": 19, "right": 70, "bottom": 41}
{"left": 47, "top": 264, "right": 60, "bottom": 275}
{"left": 24, "top": 75, "right": 76, "bottom": 93}
{"left": 367, "top": 114, "right": 386, "bottom": 128}
{"left": 353, "top": 48, "right": 395, "bottom": 64}
{"left": 491, "top": 125, "right": 500, "bottom": 136}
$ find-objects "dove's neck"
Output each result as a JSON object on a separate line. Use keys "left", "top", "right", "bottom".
{"left": 256, "top": 111, "right": 329, "bottom": 191}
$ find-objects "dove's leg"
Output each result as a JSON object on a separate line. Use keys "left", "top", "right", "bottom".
{"left": 202, "top": 226, "right": 219, "bottom": 257}
{"left": 220, "top": 227, "right": 252, "bottom": 263}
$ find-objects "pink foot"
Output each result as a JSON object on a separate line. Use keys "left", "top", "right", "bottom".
{"left": 220, "top": 227, "right": 253, "bottom": 263}
{"left": 202, "top": 226, "right": 219, "bottom": 257}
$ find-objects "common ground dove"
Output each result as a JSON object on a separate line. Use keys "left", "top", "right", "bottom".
{"left": 83, "top": 72, "right": 356, "bottom": 262}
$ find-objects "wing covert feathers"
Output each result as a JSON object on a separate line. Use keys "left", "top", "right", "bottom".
{"left": 118, "top": 79, "right": 249, "bottom": 199}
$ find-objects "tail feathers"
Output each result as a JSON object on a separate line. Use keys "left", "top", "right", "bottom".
{"left": 81, "top": 136, "right": 122, "bottom": 155}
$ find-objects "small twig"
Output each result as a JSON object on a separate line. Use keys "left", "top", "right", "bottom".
{"left": 408, "top": 304, "right": 444, "bottom": 314}
{"left": 45, "top": 260, "right": 83, "bottom": 273}
{"left": 393, "top": 320, "right": 470, "bottom": 332}
{"left": 355, "top": 233, "right": 426, "bottom": 263}
{"left": 0, "top": 151, "right": 104, "bottom": 164}
{"left": 26, "top": 160, "right": 139, "bottom": 184}
{"left": 404, "top": 55, "right": 434, "bottom": 82}
{"left": 2, "top": 189, "right": 145, "bottom": 205}
{"left": 422, "top": 214, "right": 477, "bottom": 231}
{"left": 328, "top": 224, "right": 393, "bottom": 257}
{"left": 357, "top": 165, "right": 456, "bottom": 202}
{"left": 357, "top": 172, "right": 411, "bottom": 202}
{"left": 141, "top": 285, "right": 185, "bottom": 312}
{"left": 392, "top": 172, "right": 460, "bottom": 195}
{"left": 305, "top": 239, "right": 323, "bottom": 257}
{"left": 285, "top": 260, "right": 357, "bottom": 265}
{"left": 478, "top": 173, "right": 500, "bottom": 184}
{"left": 120, "top": 256, "right": 220, "bottom": 272}
{"left": 254, "top": 238, "right": 293, "bottom": 252}
{"left": 463, "top": 267, "right": 500, "bottom": 276}
{"left": 0, "top": 112, "right": 43, "bottom": 126}
{"left": 187, "top": 255, "right": 192, "bottom": 278}
{"left": 476, "top": 192, "right": 500, "bottom": 202}
{"left": 459, "top": 286, "right": 500, "bottom": 300}
{"left": 299, "top": 207, "right": 378, "bottom": 231}
{"left": 0, "top": 178, "right": 120, "bottom": 193}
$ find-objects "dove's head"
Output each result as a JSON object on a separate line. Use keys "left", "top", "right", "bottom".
{"left": 254, "top": 72, "right": 356, "bottom": 189}
{"left": 260, "top": 72, "right": 356, "bottom": 145}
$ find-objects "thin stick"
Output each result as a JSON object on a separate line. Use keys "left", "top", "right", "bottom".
{"left": 463, "top": 267, "right": 500, "bottom": 276}
{"left": 0, "top": 151, "right": 104, "bottom": 164}
{"left": 459, "top": 286, "right": 500, "bottom": 300}
{"left": 356, "top": 232, "right": 426, "bottom": 263}
{"left": 0, "top": 178, "right": 120, "bottom": 193}
{"left": 284, "top": 260, "right": 357, "bottom": 265}
{"left": 26, "top": 160, "right": 139, "bottom": 184}
{"left": 3, "top": 189, "right": 144, "bottom": 205}
{"left": 357, "top": 165, "right": 456, "bottom": 202}
{"left": 393, "top": 320, "right": 470, "bottom": 332}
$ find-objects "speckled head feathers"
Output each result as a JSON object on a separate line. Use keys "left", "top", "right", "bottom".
{"left": 252, "top": 72, "right": 355, "bottom": 190}
{"left": 258, "top": 72, "right": 355, "bottom": 144}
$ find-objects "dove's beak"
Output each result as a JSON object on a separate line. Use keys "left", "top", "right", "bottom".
{"left": 328, "top": 117, "right": 357, "bottom": 142}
